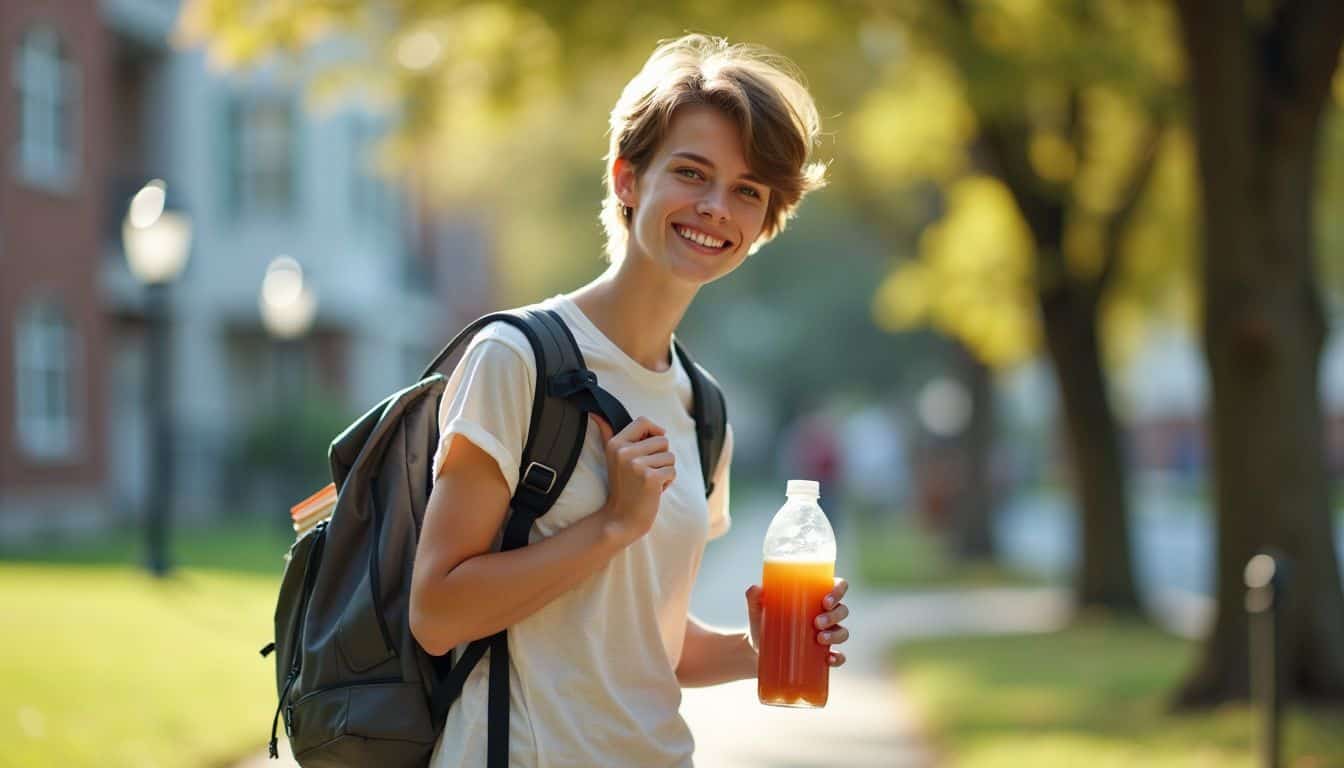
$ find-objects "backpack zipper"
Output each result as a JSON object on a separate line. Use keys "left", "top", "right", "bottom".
{"left": 290, "top": 676, "right": 403, "bottom": 708}
{"left": 268, "top": 520, "right": 329, "bottom": 758}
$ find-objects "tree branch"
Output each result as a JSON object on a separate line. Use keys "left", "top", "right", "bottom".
{"left": 1065, "top": 86, "right": 1085, "bottom": 171}
{"left": 975, "top": 120, "right": 1066, "bottom": 270}
{"left": 1096, "top": 116, "right": 1166, "bottom": 295}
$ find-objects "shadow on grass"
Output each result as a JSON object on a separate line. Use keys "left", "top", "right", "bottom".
{"left": 894, "top": 620, "right": 1344, "bottom": 765}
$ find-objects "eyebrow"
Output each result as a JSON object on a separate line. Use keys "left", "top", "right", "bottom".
{"left": 670, "top": 151, "right": 766, "bottom": 186}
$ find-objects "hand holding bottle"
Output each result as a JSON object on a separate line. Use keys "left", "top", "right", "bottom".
{"left": 746, "top": 577, "right": 849, "bottom": 668}
{"left": 757, "top": 479, "right": 846, "bottom": 708}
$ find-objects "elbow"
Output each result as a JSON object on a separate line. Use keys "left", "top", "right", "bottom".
{"left": 411, "top": 591, "right": 483, "bottom": 656}
{"left": 409, "top": 590, "right": 458, "bottom": 657}
{"left": 410, "top": 609, "right": 447, "bottom": 658}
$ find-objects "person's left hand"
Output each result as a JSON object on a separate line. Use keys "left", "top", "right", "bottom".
{"left": 745, "top": 577, "right": 850, "bottom": 668}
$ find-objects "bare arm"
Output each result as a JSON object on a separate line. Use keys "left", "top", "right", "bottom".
{"left": 409, "top": 416, "right": 674, "bottom": 656}
{"left": 675, "top": 615, "right": 757, "bottom": 687}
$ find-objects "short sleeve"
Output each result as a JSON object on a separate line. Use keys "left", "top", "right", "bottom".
{"left": 430, "top": 326, "right": 536, "bottom": 495}
{"left": 706, "top": 424, "right": 734, "bottom": 541}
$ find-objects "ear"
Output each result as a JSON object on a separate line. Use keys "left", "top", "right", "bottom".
{"left": 611, "top": 156, "right": 639, "bottom": 209}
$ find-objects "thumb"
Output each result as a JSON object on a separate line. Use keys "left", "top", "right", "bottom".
{"left": 590, "top": 413, "right": 614, "bottom": 444}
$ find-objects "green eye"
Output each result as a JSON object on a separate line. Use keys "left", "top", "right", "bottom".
{"left": 740, "top": 186, "right": 761, "bottom": 199}
{"left": 676, "top": 167, "right": 703, "bottom": 180}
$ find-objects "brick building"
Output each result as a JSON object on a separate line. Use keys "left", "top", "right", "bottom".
{"left": 0, "top": 0, "right": 112, "bottom": 535}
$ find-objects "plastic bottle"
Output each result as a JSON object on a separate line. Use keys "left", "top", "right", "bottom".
{"left": 757, "top": 479, "right": 836, "bottom": 708}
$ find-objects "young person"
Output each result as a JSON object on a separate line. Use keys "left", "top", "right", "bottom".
{"left": 409, "top": 33, "right": 853, "bottom": 767}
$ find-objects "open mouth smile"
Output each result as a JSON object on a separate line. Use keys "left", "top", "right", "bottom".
{"left": 673, "top": 223, "right": 733, "bottom": 253}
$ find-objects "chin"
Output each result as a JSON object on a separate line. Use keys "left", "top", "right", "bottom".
{"left": 663, "top": 242, "right": 746, "bottom": 286}
{"left": 667, "top": 253, "right": 738, "bottom": 286}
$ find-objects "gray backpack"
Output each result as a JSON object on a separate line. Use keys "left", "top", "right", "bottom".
{"left": 260, "top": 308, "right": 727, "bottom": 767}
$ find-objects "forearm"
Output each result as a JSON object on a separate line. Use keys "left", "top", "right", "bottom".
{"left": 413, "top": 509, "right": 628, "bottom": 654}
{"left": 675, "top": 615, "right": 757, "bottom": 687}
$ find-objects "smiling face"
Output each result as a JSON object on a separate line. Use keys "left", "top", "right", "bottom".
{"left": 612, "top": 105, "right": 771, "bottom": 286}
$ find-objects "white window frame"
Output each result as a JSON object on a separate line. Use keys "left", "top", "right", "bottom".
{"left": 237, "top": 96, "right": 295, "bottom": 216}
{"left": 349, "top": 114, "right": 393, "bottom": 230}
{"left": 13, "top": 24, "right": 80, "bottom": 192}
{"left": 14, "top": 297, "right": 81, "bottom": 461}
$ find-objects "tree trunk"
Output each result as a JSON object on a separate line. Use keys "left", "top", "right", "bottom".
{"left": 952, "top": 347, "right": 996, "bottom": 560}
{"left": 1039, "top": 281, "right": 1142, "bottom": 613}
{"left": 977, "top": 122, "right": 1144, "bottom": 615}
{"left": 1174, "top": 0, "right": 1344, "bottom": 707}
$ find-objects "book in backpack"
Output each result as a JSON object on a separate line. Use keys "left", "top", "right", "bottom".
{"left": 259, "top": 307, "right": 727, "bottom": 767}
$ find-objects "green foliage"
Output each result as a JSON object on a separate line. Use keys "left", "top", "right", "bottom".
{"left": 895, "top": 622, "right": 1344, "bottom": 766}
{"left": 852, "top": 0, "right": 1196, "bottom": 370}
{"left": 239, "top": 390, "right": 359, "bottom": 494}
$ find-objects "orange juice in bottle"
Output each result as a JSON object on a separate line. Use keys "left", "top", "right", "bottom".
{"left": 758, "top": 480, "right": 836, "bottom": 708}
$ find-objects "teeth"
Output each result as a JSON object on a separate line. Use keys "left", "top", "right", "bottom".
{"left": 676, "top": 225, "right": 725, "bottom": 249}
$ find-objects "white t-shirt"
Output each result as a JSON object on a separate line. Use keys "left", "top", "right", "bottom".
{"left": 427, "top": 295, "right": 733, "bottom": 768}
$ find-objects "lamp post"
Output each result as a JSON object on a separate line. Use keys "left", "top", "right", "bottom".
{"left": 259, "top": 256, "right": 318, "bottom": 510}
{"left": 122, "top": 179, "right": 193, "bottom": 577}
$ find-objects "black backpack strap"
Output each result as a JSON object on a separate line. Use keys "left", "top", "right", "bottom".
{"left": 674, "top": 339, "right": 728, "bottom": 498}
{"left": 424, "top": 308, "right": 630, "bottom": 768}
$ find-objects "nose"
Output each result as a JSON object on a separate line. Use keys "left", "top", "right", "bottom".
{"left": 696, "top": 186, "right": 731, "bottom": 223}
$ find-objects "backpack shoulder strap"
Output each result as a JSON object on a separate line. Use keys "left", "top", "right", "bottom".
{"left": 418, "top": 307, "right": 630, "bottom": 523}
{"left": 673, "top": 340, "right": 728, "bottom": 498}
{"left": 426, "top": 307, "right": 631, "bottom": 765}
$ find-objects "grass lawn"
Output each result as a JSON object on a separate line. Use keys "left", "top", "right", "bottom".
{"left": 1, "top": 524, "right": 293, "bottom": 768}
{"left": 854, "top": 515, "right": 1049, "bottom": 589}
{"left": 894, "top": 621, "right": 1344, "bottom": 767}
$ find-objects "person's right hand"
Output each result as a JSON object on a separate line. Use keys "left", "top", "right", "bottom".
{"left": 591, "top": 415, "right": 676, "bottom": 544}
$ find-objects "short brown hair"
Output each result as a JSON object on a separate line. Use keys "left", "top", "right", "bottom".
{"left": 601, "top": 34, "right": 827, "bottom": 261}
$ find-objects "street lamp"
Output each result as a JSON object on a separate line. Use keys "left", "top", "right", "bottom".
{"left": 122, "top": 179, "right": 193, "bottom": 577}
{"left": 259, "top": 256, "right": 317, "bottom": 340}
{"left": 259, "top": 256, "right": 318, "bottom": 512}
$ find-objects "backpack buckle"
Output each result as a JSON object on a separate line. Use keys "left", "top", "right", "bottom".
{"left": 521, "top": 462, "right": 558, "bottom": 495}
{"left": 548, "top": 369, "right": 599, "bottom": 398}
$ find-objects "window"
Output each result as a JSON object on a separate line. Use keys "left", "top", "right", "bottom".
{"left": 231, "top": 96, "right": 295, "bottom": 216}
{"left": 14, "top": 24, "right": 79, "bottom": 189}
{"left": 14, "top": 298, "right": 79, "bottom": 460}
{"left": 348, "top": 114, "right": 392, "bottom": 229}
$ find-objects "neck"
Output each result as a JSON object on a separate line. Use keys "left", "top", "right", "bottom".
{"left": 568, "top": 256, "right": 697, "bottom": 372}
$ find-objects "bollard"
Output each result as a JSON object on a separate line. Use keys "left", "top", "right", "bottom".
{"left": 1244, "top": 552, "right": 1285, "bottom": 768}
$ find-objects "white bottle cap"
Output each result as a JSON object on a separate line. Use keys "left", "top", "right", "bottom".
{"left": 786, "top": 479, "right": 820, "bottom": 498}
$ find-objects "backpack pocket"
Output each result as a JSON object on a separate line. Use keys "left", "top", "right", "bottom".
{"left": 289, "top": 681, "right": 436, "bottom": 766}
{"left": 336, "top": 578, "right": 397, "bottom": 673}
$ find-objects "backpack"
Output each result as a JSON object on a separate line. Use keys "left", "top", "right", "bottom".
{"left": 260, "top": 307, "right": 728, "bottom": 767}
